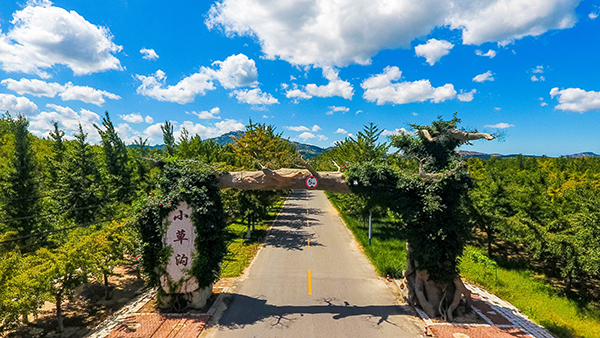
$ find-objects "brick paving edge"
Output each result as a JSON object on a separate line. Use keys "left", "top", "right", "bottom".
{"left": 84, "top": 288, "right": 158, "bottom": 338}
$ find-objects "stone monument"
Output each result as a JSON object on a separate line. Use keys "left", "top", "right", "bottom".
{"left": 159, "top": 202, "right": 212, "bottom": 309}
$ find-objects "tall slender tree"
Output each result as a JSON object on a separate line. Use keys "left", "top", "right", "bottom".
{"left": 2, "top": 115, "right": 45, "bottom": 247}
{"left": 61, "top": 124, "right": 103, "bottom": 224}
{"left": 95, "top": 111, "right": 132, "bottom": 202}
{"left": 161, "top": 120, "right": 176, "bottom": 156}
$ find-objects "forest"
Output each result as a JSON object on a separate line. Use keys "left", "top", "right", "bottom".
{"left": 1, "top": 112, "right": 599, "bottom": 335}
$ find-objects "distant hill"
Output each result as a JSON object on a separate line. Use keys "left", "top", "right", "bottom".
{"left": 209, "top": 131, "right": 325, "bottom": 159}
{"left": 457, "top": 150, "right": 599, "bottom": 159}
{"left": 212, "top": 131, "right": 243, "bottom": 146}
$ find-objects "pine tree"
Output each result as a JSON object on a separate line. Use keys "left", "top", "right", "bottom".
{"left": 95, "top": 111, "right": 132, "bottom": 202}
{"left": 2, "top": 115, "right": 45, "bottom": 247}
{"left": 161, "top": 120, "right": 176, "bottom": 156}
{"left": 61, "top": 124, "right": 103, "bottom": 224}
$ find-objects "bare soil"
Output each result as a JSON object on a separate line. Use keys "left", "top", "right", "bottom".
{"left": 3, "top": 266, "right": 145, "bottom": 338}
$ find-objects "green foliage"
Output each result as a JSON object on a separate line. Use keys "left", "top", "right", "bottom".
{"left": 1, "top": 114, "right": 46, "bottom": 248}
{"left": 467, "top": 156, "right": 600, "bottom": 297}
{"left": 460, "top": 247, "right": 600, "bottom": 338}
{"left": 134, "top": 161, "right": 226, "bottom": 289}
{"left": 161, "top": 120, "right": 176, "bottom": 156}
{"left": 177, "top": 128, "right": 224, "bottom": 163}
{"left": 344, "top": 115, "right": 474, "bottom": 283}
{"left": 59, "top": 124, "right": 104, "bottom": 224}
{"left": 229, "top": 120, "right": 298, "bottom": 170}
{"left": 95, "top": 111, "right": 132, "bottom": 202}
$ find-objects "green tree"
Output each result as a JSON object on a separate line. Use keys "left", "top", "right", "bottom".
{"left": 60, "top": 124, "right": 103, "bottom": 224}
{"left": 95, "top": 111, "right": 132, "bottom": 202}
{"left": 161, "top": 120, "right": 176, "bottom": 156}
{"left": 1, "top": 115, "right": 46, "bottom": 247}
{"left": 345, "top": 114, "right": 496, "bottom": 320}
{"left": 229, "top": 120, "right": 298, "bottom": 169}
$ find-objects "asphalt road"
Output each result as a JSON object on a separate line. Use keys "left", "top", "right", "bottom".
{"left": 203, "top": 190, "right": 424, "bottom": 338}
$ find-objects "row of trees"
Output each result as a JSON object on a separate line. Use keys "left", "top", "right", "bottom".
{"left": 0, "top": 112, "right": 296, "bottom": 332}
{"left": 468, "top": 155, "right": 600, "bottom": 296}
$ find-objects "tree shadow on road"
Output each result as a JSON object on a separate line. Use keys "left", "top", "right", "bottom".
{"left": 217, "top": 294, "right": 415, "bottom": 330}
{"left": 265, "top": 227, "right": 324, "bottom": 251}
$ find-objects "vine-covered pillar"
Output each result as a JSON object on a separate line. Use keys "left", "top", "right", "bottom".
{"left": 135, "top": 161, "right": 226, "bottom": 310}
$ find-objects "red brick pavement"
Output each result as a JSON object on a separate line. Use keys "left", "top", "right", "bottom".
{"left": 430, "top": 325, "right": 530, "bottom": 338}
{"left": 108, "top": 314, "right": 209, "bottom": 338}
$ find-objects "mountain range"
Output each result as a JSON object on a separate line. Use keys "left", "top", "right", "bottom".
{"left": 212, "top": 131, "right": 598, "bottom": 159}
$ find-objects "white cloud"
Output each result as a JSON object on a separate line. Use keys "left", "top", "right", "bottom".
{"left": 0, "top": 93, "right": 38, "bottom": 116}
{"left": 1, "top": 78, "right": 120, "bottom": 106}
{"left": 457, "top": 89, "right": 477, "bottom": 102}
{"left": 120, "top": 113, "right": 144, "bottom": 123}
{"left": 382, "top": 128, "right": 408, "bottom": 136}
{"left": 362, "top": 66, "right": 456, "bottom": 105}
{"left": 317, "top": 135, "right": 328, "bottom": 141}
{"left": 541, "top": 102, "right": 548, "bottom": 107}
{"left": 58, "top": 83, "right": 121, "bottom": 106}
{"left": 231, "top": 88, "right": 278, "bottom": 105}
{"left": 335, "top": 128, "right": 348, "bottom": 134}
{"left": 0, "top": 1, "right": 122, "bottom": 77}
{"left": 532, "top": 65, "right": 545, "bottom": 73}
{"left": 286, "top": 125, "right": 310, "bottom": 132}
{"left": 28, "top": 104, "right": 101, "bottom": 142}
{"left": 531, "top": 75, "right": 545, "bottom": 82}
{"left": 285, "top": 88, "right": 312, "bottom": 101}
{"left": 1, "top": 78, "right": 63, "bottom": 97}
{"left": 135, "top": 53, "right": 258, "bottom": 104}
{"left": 327, "top": 106, "right": 350, "bottom": 115}
{"left": 298, "top": 132, "right": 315, "bottom": 140}
{"left": 485, "top": 123, "right": 515, "bottom": 129}
{"left": 189, "top": 107, "right": 221, "bottom": 119}
{"left": 311, "top": 125, "right": 321, "bottom": 132}
{"left": 119, "top": 112, "right": 153, "bottom": 124}
{"left": 206, "top": 0, "right": 578, "bottom": 68}
{"left": 494, "top": 107, "right": 501, "bottom": 111}
{"left": 473, "top": 70, "right": 494, "bottom": 82}
{"left": 550, "top": 87, "right": 600, "bottom": 113}
{"left": 412, "top": 112, "right": 418, "bottom": 116}
{"left": 140, "top": 48, "right": 159, "bottom": 60}
{"left": 414, "top": 39, "right": 454, "bottom": 65}
{"left": 115, "top": 123, "right": 141, "bottom": 144}
{"left": 207, "top": 53, "right": 258, "bottom": 89}
{"left": 475, "top": 49, "right": 496, "bottom": 58}
{"left": 304, "top": 67, "right": 354, "bottom": 99}
{"left": 136, "top": 69, "right": 215, "bottom": 104}
{"left": 589, "top": 12, "right": 598, "bottom": 19}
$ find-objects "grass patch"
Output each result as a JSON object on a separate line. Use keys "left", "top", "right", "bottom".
{"left": 220, "top": 198, "right": 285, "bottom": 278}
{"left": 460, "top": 246, "right": 600, "bottom": 338}
{"left": 326, "top": 192, "right": 407, "bottom": 278}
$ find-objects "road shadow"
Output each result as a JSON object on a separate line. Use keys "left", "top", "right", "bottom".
{"left": 265, "top": 227, "right": 324, "bottom": 250}
{"left": 217, "top": 294, "right": 415, "bottom": 329}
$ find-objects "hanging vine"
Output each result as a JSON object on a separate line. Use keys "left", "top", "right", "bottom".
{"left": 133, "top": 160, "right": 226, "bottom": 291}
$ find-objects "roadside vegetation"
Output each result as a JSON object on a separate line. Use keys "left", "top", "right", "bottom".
{"left": 0, "top": 113, "right": 294, "bottom": 334}
{"left": 221, "top": 197, "right": 286, "bottom": 277}
{"left": 315, "top": 122, "right": 600, "bottom": 338}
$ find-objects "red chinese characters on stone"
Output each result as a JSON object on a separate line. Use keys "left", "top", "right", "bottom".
{"left": 173, "top": 229, "right": 189, "bottom": 245}
{"left": 175, "top": 253, "right": 189, "bottom": 266}
{"left": 173, "top": 210, "right": 189, "bottom": 221}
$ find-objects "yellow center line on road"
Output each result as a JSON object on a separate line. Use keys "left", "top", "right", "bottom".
{"left": 308, "top": 238, "right": 310, "bottom": 248}
{"left": 308, "top": 270, "right": 312, "bottom": 295}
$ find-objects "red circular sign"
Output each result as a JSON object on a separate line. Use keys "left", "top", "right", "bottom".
{"left": 305, "top": 176, "right": 319, "bottom": 189}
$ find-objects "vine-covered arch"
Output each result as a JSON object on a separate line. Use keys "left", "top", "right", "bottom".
{"left": 135, "top": 115, "right": 495, "bottom": 318}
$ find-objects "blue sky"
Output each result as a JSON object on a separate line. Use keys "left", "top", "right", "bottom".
{"left": 0, "top": 0, "right": 599, "bottom": 156}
